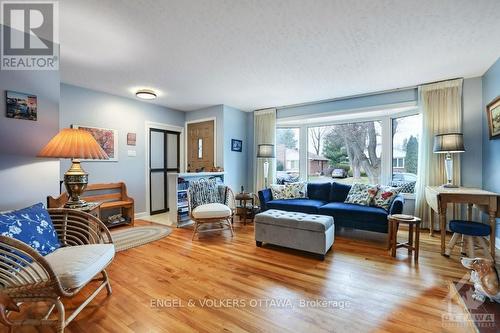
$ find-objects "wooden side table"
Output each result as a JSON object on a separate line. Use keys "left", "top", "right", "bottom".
{"left": 235, "top": 192, "right": 259, "bottom": 224}
{"left": 388, "top": 214, "right": 421, "bottom": 263}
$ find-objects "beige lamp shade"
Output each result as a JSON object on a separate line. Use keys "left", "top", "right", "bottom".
{"left": 257, "top": 144, "right": 275, "bottom": 158}
{"left": 38, "top": 128, "right": 109, "bottom": 159}
{"left": 433, "top": 133, "right": 465, "bottom": 154}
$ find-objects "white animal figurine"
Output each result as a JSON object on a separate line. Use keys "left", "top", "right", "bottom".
{"left": 461, "top": 257, "right": 500, "bottom": 303}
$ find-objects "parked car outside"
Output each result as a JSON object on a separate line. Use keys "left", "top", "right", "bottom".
{"left": 331, "top": 169, "right": 348, "bottom": 179}
{"left": 392, "top": 172, "right": 417, "bottom": 182}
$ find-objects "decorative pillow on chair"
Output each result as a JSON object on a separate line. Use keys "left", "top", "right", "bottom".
{"left": 0, "top": 203, "right": 60, "bottom": 256}
{"left": 189, "top": 179, "right": 222, "bottom": 209}
{"left": 344, "top": 183, "right": 379, "bottom": 206}
{"left": 373, "top": 186, "right": 402, "bottom": 210}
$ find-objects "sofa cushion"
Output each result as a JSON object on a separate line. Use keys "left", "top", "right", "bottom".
{"left": 330, "top": 182, "right": 351, "bottom": 202}
{"left": 319, "top": 202, "right": 389, "bottom": 225}
{"left": 307, "top": 183, "right": 331, "bottom": 202}
{"left": 192, "top": 203, "right": 232, "bottom": 219}
{"left": 266, "top": 199, "right": 328, "bottom": 214}
{"left": 255, "top": 209, "right": 333, "bottom": 232}
{"left": 0, "top": 203, "right": 60, "bottom": 256}
{"left": 44, "top": 244, "right": 115, "bottom": 289}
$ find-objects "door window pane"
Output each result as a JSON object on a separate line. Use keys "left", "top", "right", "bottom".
{"left": 308, "top": 121, "right": 382, "bottom": 185}
{"left": 391, "top": 114, "right": 421, "bottom": 193}
{"left": 276, "top": 128, "right": 300, "bottom": 183}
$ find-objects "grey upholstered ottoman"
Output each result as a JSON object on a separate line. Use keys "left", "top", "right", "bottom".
{"left": 254, "top": 209, "right": 334, "bottom": 260}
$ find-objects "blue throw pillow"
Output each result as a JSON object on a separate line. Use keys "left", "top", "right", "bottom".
{"left": 307, "top": 183, "right": 331, "bottom": 201}
{"left": 330, "top": 182, "right": 352, "bottom": 202}
{"left": 0, "top": 203, "right": 61, "bottom": 256}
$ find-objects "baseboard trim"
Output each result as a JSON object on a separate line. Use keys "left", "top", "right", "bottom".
{"left": 135, "top": 212, "right": 148, "bottom": 219}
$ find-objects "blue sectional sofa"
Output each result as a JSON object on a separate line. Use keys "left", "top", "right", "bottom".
{"left": 258, "top": 182, "right": 404, "bottom": 234}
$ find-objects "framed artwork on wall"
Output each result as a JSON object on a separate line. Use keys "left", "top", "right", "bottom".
{"left": 231, "top": 139, "right": 242, "bottom": 152}
{"left": 127, "top": 132, "right": 136, "bottom": 146}
{"left": 486, "top": 95, "right": 500, "bottom": 139}
{"left": 6, "top": 90, "right": 37, "bottom": 121}
{"left": 74, "top": 125, "right": 119, "bottom": 161}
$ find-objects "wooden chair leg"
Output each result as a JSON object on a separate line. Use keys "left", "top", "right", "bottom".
{"left": 466, "top": 236, "right": 475, "bottom": 258}
{"left": 192, "top": 222, "right": 199, "bottom": 240}
{"left": 54, "top": 298, "right": 65, "bottom": 333}
{"left": 227, "top": 218, "right": 234, "bottom": 237}
{"left": 460, "top": 234, "right": 467, "bottom": 255}
{"left": 445, "top": 232, "right": 461, "bottom": 257}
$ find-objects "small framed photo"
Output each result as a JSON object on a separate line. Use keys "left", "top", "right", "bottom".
{"left": 127, "top": 132, "right": 136, "bottom": 146}
{"left": 486, "top": 96, "right": 500, "bottom": 139}
{"left": 231, "top": 139, "right": 242, "bottom": 152}
{"left": 6, "top": 90, "right": 37, "bottom": 121}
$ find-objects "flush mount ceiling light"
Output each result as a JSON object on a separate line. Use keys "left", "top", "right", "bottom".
{"left": 135, "top": 89, "right": 157, "bottom": 100}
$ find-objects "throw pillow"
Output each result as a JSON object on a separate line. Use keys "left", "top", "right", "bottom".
{"left": 0, "top": 203, "right": 60, "bottom": 256}
{"left": 270, "top": 184, "right": 286, "bottom": 200}
{"left": 282, "top": 182, "right": 307, "bottom": 199}
{"left": 373, "top": 186, "right": 402, "bottom": 210}
{"left": 189, "top": 179, "right": 222, "bottom": 208}
{"left": 390, "top": 180, "right": 416, "bottom": 194}
{"left": 344, "top": 183, "right": 379, "bottom": 206}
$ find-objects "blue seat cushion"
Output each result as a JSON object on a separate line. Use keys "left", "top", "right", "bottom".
{"left": 330, "top": 182, "right": 351, "bottom": 202}
{"left": 0, "top": 203, "right": 61, "bottom": 256}
{"left": 319, "top": 202, "right": 389, "bottom": 225}
{"left": 449, "top": 220, "right": 491, "bottom": 237}
{"left": 307, "top": 183, "right": 331, "bottom": 201}
{"left": 266, "top": 199, "right": 328, "bottom": 214}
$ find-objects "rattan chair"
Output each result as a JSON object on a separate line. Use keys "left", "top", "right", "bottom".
{"left": 189, "top": 181, "right": 236, "bottom": 240}
{"left": 0, "top": 208, "right": 114, "bottom": 333}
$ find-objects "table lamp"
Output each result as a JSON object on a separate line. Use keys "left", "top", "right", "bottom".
{"left": 257, "top": 144, "right": 275, "bottom": 189}
{"left": 38, "top": 128, "right": 109, "bottom": 208}
{"left": 433, "top": 133, "right": 465, "bottom": 188}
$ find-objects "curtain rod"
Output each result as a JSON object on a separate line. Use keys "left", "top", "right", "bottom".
{"left": 254, "top": 76, "right": 463, "bottom": 112}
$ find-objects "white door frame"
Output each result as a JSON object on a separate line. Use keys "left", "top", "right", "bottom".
{"left": 184, "top": 117, "right": 217, "bottom": 172}
{"left": 145, "top": 121, "right": 184, "bottom": 216}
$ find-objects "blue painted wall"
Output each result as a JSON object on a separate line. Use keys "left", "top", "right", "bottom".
{"left": 481, "top": 57, "right": 500, "bottom": 240}
{"left": 223, "top": 105, "right": 248, "bottom": 191}
{"left": 0, "top": 70, "right": 60, "bottom": 210}
{"left": 60, "top": 84, "right": 185, "bottom": 214}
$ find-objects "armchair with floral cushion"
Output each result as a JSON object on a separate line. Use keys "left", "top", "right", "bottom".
{"left": 0, "top": 204, "right": 114, "bottom": 333}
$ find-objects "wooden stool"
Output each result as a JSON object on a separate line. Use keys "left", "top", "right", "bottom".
{"left": 388, "top": 215, "right": 421, "bottom": 262}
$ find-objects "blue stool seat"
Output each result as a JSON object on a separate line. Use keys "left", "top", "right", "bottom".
{"left": 449, "top": 220, "right": 491, "bottom": 237}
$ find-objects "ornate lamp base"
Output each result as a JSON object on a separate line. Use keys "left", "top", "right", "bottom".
{"left": 63, "top": 159, "right": 89, "bottom": 209}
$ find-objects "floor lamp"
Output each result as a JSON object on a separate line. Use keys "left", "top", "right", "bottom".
{"left": 433, "top": 133, "right": 465, "bottom": 188}
{"left": 257, "top": 144, "right": 275, "bottom": 189}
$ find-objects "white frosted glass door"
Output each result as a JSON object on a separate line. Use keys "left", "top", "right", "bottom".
{"left": 149, "top": 128, "right": 180, "bottom": 215}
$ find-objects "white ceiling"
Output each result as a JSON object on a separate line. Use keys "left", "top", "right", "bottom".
{"left": 60, "top": 0, "right": 500, "bottom": 111}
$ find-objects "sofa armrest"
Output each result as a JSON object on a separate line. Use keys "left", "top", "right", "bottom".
{"left": 258, "top": 188, "right": 273, "bottom": 211}
{"left": 389, "top": 194, "right": 405, "bottom": 215}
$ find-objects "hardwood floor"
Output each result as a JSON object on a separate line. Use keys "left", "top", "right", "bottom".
{"left": 3, "top": 219, "right": 497, "bottom": 333}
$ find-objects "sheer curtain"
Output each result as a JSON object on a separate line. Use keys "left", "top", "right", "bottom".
{"left": 415, "top": 79, "right": 463, "bottom": 230}
{"left": 254, "top": 108, "right": 276, "bottom": 191}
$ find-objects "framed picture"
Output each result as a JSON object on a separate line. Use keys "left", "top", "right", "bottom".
{"left": 6, "top": 90, "right": 37, "bottom": 121}
{"left": 231, "top": 139, "right": 242, "bottom": 152}
{"left": 127, "top": 132, "right": 136, "bottom": 146}
{"left": 486, "top": 96, "right": 500, "bottom": 139}
{"left": 74, "top": 125, "right": 119, "bottom": 161}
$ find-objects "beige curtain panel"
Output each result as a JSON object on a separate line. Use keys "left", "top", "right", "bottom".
{"left": 415, "top": 78, "right": 463, "bottom": 230}
{"left": 254, "top": 108, "right": 276, "bottom": 192}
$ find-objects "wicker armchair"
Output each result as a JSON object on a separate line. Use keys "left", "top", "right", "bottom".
{"left": 188, "top": 181, "right": 236, "bottom": 240}
{"left": 0, "top": 208, "right": 114, "bottom": 333}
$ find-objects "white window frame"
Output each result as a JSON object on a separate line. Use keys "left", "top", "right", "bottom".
{"left": 276, "top": 104, "right": 420, "bottom": 186}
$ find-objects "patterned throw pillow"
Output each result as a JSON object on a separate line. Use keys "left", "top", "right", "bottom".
{"left": 373, "top": 186, "right": 402, "bottom": 210}
{"left": 344, "top": 183, "right": 379, "bottom": 206}
{"left": 390, "top": 180, "right": 416, "bottom": 194}
{"left": 0, "top": 203, "right": 60, "bottom": 256}
{"left": 282, "top": 182, "right": 307, "bottom": 199}
{"left": 270, "top": 184, "right": 286, "bottom": 200}
{"left": 189, "top": 179, "right": 222, "bottom": 209}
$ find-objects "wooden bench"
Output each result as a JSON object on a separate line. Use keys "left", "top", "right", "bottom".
{"left": 47, "top": 182, "right": 134, "bottom": 227}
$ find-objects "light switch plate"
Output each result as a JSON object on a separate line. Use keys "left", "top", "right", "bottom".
{"left": 127, "top": 150, "right": 137, "bottom": 157}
